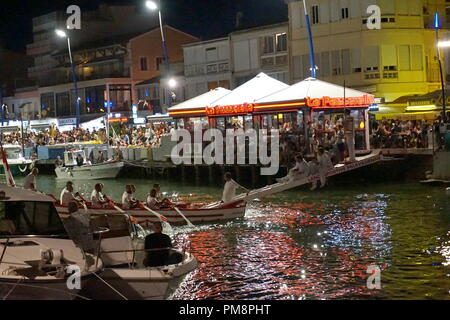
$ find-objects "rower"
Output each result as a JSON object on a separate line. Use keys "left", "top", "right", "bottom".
{"left": 277, "top": 154, "right": 309, "bottom": 183}
{"left": 23, "top": 168, "right": 39, "bottom": 191}
{"left": 122, "top": 185, "right": 139, "bottom": 209}
{"left": 91, "top": 183, "right": 108, "bottom": 208}
{"left": 153, "top": 184, "right": 174, "bottom": 206}
{"left": 221, "top": 172, "right": 250, "bottom": 204}
{"left": 60, "top": 181, "right": 83, "bottom": 206}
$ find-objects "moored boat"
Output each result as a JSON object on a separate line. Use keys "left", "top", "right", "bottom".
{"left": 0, "top": 184, "right": 102, "bottom": 300}
{"left": 55, "top": 149, "right": 124, "bottom": 180}
{"left": 78, "top": 214, "right": 197, "bottom": 300}
{"left": 0, "top": 145, "right": 33, "bottom": 176}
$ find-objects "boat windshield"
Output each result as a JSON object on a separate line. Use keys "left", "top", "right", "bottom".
{"left": 4, "top": 150, "right": 21, "bottom": 160}
{"left": 0, "top": 201, "right": 67, "bottom": 237}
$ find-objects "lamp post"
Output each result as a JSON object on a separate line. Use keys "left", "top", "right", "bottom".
{"left": 145, "top": 0, "right": 176, "bottom": 108}
{"left": 434, "top": 13, "right": 447, "bottom": 123}
{"left": 55, "top": 29, "right": 81, "bottom": 128}
{"left": 301, "top": 0, "right": 317, "bottom": 78}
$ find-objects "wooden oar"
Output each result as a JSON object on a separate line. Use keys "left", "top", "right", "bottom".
{"left": 141, "top": 204, "right": 168, "bottom": 223}
{"left": 174, "top": 207, "right": 194, "bottom": 227}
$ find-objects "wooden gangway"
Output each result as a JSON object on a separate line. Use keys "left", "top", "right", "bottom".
{"left": 206, "top": 152, "right": 382, "bottom": 208}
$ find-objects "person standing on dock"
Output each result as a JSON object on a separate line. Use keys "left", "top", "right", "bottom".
{"left": 344, "top": 109, "right": 356, "bottom": 162}
{"left": 317, "top": 147, "right": 334, "bottom": 189}
{"left": 221, "top": 172, "right": 250, "bottom": 204}
{"left": 23, "top": 168, "right": 39, "bottom": 191}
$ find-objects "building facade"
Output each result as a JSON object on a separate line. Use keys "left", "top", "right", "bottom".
{"left": 231, "top": 22, "right": 289, "bottom": 87}
{"left": 288, "top": 0, "right": 449, "bottom": 104}
{"left": 183, "top": 37, "right": 233, "bottom": 100}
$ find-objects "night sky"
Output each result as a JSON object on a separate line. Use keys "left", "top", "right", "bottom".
{"left": 0, "top": 0, "right": 288, "bottom": 52}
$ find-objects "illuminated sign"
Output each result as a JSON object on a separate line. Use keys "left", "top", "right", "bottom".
{"left": 306, "top": 95, "right": 375, "bottom": 108}
{"left": 206, "top": 103, "right": 255, "bottom": 116}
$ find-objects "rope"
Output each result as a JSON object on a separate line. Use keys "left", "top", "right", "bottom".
{"left": 0, "top": 279, "right": 91, "bottom": 300}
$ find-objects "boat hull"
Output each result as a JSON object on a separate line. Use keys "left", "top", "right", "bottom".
{"left": 55, "top": 161, "right": 124, "bottom": 180}
{"left": 0, "top": 276, "right": 93, "bottom": 300}
{"left": 56, "top": 201, "right": 246, "bottom": 225}
{"left": 82, "top": 254, "right": 197, "bottom": 300}
{"left": 0, "top": 162, "right": 32, "bottom": 176}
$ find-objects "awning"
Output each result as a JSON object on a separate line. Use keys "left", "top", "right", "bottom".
{"left": 147, "top": 114, "right": 173, "bottom": 122}
{"left": 169, "top": 87, "right": 231, "bottom": 117}
{"left": 256, "top": 77, "right": 374, "bottom": 110}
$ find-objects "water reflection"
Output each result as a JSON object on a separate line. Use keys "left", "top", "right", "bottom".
{"left": 7, "top": 175, "right": 450, "bottom": 299}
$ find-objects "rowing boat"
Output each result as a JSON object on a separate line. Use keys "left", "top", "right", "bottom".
{"left": 54, "top": 200, "right": 247, "bottom": 226}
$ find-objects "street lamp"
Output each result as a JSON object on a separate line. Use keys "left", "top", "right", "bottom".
{"left": 145, "top": 0, "right": 173, "bottom": 107}
{"left": 55, "top": 29, "right": 81, "bottom": 128}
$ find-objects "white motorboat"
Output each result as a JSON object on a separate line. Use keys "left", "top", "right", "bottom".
{"left": 0, "top": 184, "right": 103, "bottom": 300}
{"left": 55, "top": 149, "right": 124, "bottom": 180}
{"left": 79, "top": 214, "right": 197, "bottom": 300}
{"left": 0, "top": 145, "right": 33, "bottom": 176}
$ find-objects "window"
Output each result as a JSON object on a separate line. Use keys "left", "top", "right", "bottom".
{"left": 276, "top": 33, "right": 287, "bottom": 52}
{"left": 140, "top": 57, "right": 148, "bottom": 71}
{"left": 206, "top": 47, "right": 217, "bottom": 62}
{"left": 311, "top": 5, "right": 320, "bottom": 24}
{"left": 262, "top": 36, "right": 274, "bottom": 54}
{"left": 156, "top": 57, "right": 164, "bottom": 71}
{"left": 341, "top": 7, "right": 349, "bottom": 19}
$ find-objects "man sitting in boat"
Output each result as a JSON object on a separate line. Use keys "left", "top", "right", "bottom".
{"left": 144, "top": 221, "right": 181, "bottom": 267}
{"left": 221, "top": 172, "right": 250, "bottom": 204}
{"left": 91, "top": 183, "right": 108, "bottom": 208}
{"left": 277, "top": 154, "right": 309, "bottom": 183}
{"left": 146, "top": 188, "right": 173, "bottom": 210}
{"left": 76, "top": 154, "right": 84, "bottom": 167}
{"left": 122, "top": 185, "right": 139, "bottom": 209}
{"left": 60, "top": 181, "right": 83, "bottom": 206}
{"left": 23, "top": 168, "right": 39, "bottom": 191}
{"left": 153, "top": 184, "right": 175, "bottom": 207}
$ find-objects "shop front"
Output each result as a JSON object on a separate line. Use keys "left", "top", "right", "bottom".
{"left": 168, "top": 76, "right": 374, "bottom": 156}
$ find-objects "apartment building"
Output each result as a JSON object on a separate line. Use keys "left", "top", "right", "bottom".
{"left": 288, "top": 0, "right": 449, "bottom": 103}
{"left": 183, "top": 37, "right": 232, "bottom": 100}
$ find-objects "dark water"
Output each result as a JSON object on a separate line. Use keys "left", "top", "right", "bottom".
{"left": 10, "top": 175, "right": 450, "bottom": 300}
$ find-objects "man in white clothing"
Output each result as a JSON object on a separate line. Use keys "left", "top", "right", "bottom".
{"left": 122, "top": 185, "right": 138, "bottom": 209}
{"left": 317, "top": 147, "right": 334, "bottom": 188}
{"left": 24, "top": 168, "right": 39, "bottom": 191}
{"left": 277, "top": 155, "right": 309, "bottom": 183}
{"left": 222, "top": 172, "right": 249, "bottom": 203}
{"left": 91, "top": 183, "right": 108, "bottom": 208}
{"left": 60, "top": 181, "right": 82, "bottom": 206}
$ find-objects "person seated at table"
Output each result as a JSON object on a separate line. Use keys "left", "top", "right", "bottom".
{"left": 277, "top": 154, "right": 309, "bottom": 183}
{"left": 144, "top": 222, "right": 181, "bottom": 267}
{"left": 122, "top": 185, "right": 139, "bottom": 210}
{"left": 91, "top": 183, "right": 108, "bottom": 208}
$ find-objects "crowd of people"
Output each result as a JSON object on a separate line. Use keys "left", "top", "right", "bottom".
{"left": 1, "top": 123, "right": 175, "bottom": 149}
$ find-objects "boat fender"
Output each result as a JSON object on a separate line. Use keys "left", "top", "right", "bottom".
{"left": 446, "top": 187, "right": 450, "bottom": 196}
